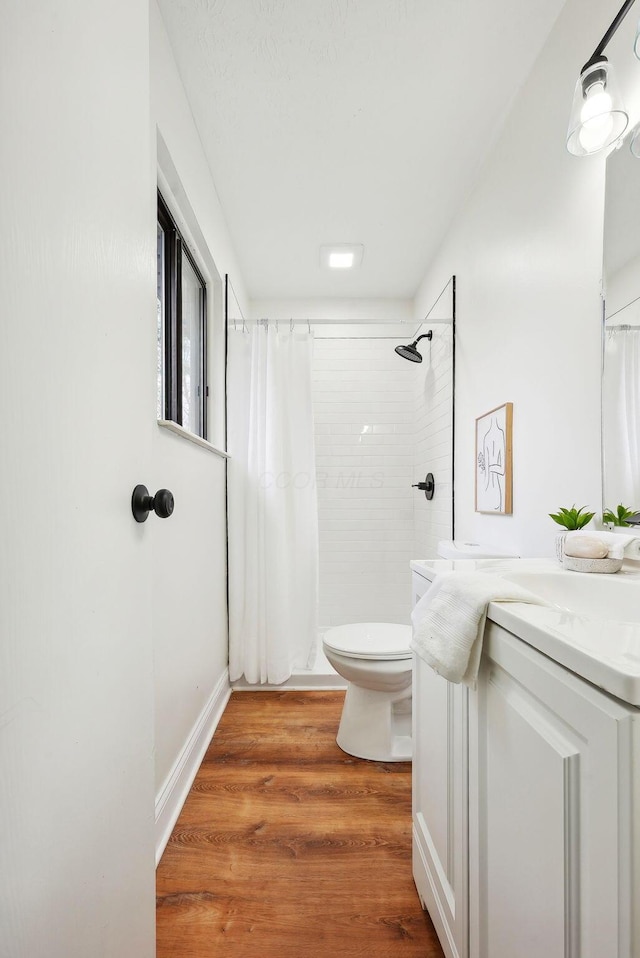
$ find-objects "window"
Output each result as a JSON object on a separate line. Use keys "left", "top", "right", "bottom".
{"left": 157, "top": 191, "right": 208, "bottom": 438}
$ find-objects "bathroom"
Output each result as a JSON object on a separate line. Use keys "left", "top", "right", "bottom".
{"left": 227, "top": 285, "right": 454, "bottom": 694}
{"left": 3, "top": 0, "right": 640, "bottom": 956}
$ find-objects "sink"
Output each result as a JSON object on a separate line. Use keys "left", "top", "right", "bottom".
{"left": 501, "top": 570, "right": 640, "bottom": 624}
{"left": 410, "top": 557, "right": 640, "bottom": 704}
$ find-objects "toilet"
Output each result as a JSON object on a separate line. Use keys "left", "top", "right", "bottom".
{"left": 323, "top": 541, "right": 519, "bottom": 763}
{"left": 322, "top": 622, "right": 413, "bottom": 762}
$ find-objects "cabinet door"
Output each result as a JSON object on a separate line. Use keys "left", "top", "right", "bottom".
{"left": 413, "top": 654, "right": 469, "bottom": 958}
{"left": 469, "top": 622, "right": 635, "bottom": 958}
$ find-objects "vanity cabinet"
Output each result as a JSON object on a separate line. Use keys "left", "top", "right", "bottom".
{"left": 412, "top": 569, "right": 640, "bottom": 958}
{"left": 413, "top": 656, "right": 469, "bottom": 958}
{"left": 412, "top": 570, "right": 469, "bottom": 958}
{"left": 470, "top": 621, "right": 637, "bottom": 958}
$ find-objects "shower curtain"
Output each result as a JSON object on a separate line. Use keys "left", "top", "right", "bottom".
{"left": 227, "top": 324, "right": 319, "bottom": 684}
{"left": 603, "top": 326, "right": 640, "bottom": 507}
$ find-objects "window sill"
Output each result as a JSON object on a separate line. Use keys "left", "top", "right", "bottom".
{"left": 157, "top": 420, "right": 230, "bottom": 459}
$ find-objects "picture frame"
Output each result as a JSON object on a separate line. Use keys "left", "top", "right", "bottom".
{"left": 475, "top": 402, "right": 513, "bottom": 514}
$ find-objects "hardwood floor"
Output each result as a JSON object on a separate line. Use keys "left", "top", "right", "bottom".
{"left": 156, "top": 690, "right": 443, "bottom": 958}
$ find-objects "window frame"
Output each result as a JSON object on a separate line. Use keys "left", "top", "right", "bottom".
{"left": 157, "top": 190, "right": 208, "bottom": 439}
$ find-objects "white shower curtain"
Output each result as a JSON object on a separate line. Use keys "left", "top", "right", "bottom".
{"left": 603, "top": 326, "right": 640, "bottom": 507}
{"left": 227, "top": 325, "right": 319, "bottom": 684}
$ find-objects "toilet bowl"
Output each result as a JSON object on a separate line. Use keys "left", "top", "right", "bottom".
{"left": 322, "top": 623, "right": 412, "bottom": 762}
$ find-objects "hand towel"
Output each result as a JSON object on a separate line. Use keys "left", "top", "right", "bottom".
{"left": 565, "top": 529, "right": 640, "bottom": 560}
{"left": 411, "top": 572, "right": 546, "bottom": 688}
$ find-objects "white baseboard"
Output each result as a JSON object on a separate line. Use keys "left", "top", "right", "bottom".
{"left": 232, "top": 673, "right": 347, "bottom": 691}
{"left": 155, "top": 668, "right": 231, "bottom": 865}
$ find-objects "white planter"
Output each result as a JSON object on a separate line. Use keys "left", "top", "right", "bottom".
{"left": 554, "top": 531, "right": 567, "bottom": 563}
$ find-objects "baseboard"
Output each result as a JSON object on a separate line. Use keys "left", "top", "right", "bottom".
{"left": 155, "top": 668, "right": 231, "bottom": 865}
{"left": 232, "top": 674, "right": 347, "bottom": 691}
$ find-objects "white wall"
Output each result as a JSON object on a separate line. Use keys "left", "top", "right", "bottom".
{"left": 150, "top": 2, "right": 250, "bottom": 825}
{"left": 250, "top": 298, "right": 413, "bottom": 324}
{"left": 312, "top": 337, "right": 415, "bottom": 627}
{"left": 414, "top": 0, "right": 615, "bottom": 558}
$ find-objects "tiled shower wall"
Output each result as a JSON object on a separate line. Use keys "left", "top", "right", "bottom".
{"left": 312, "top": 326, "right": 453, "bottom": 629}
{"left": 312, "top": 337, "right": 416, "bottom": 627}
{"left": 413, "top": 324, "right": 454, "bottom": 558}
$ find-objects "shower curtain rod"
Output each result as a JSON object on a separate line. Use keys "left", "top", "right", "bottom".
{"left": 228, "top": 317, "right": 445, "bottom": 340}
{"left": 233, "top": 317, "right": 420, "bottom": 325}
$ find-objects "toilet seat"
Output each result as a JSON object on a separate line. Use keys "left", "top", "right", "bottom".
{"left": 323, "top": 623, "right": 412, "bottom": 661}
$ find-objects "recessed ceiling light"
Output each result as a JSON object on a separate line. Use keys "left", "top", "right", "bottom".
{"left": 329, "top": 251, "right": 354, "bottom": 268}
{"left": 320, "top": 244, "right": 364, "bottom": 269}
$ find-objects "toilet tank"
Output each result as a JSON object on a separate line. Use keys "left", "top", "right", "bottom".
{"left": 437, "top": 540, "right": 519, "bottom": 559}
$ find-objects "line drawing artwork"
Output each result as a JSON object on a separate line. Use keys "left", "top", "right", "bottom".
{"left": 475, "top": 403, "right": 513, "bottom": 514}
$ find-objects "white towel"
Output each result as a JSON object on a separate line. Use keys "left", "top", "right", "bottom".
{"left": 565, "top": 529, "right": 640, "bottom": 560}
{"left": 411, "top": 572, "right": 546, "bottom": 688}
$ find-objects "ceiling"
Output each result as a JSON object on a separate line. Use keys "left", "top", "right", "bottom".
{"left": 157, "top": 0, "right": 567, "bottom": 301}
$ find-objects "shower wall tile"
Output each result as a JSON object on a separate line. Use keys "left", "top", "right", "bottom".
{"left": 312, "top": 338, "right": 415, "bottom": 628}
{"left": 312, "top": 329, "right": 453, "bottom": 629}
{"left": 413, "top": 325, "right": 454, "bottom": 560}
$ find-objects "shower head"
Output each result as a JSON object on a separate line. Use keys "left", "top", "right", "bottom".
{"left": 395, "top": 343, "right": 423, "bottom": 362}
{"left": 395, "top": 330, "right": 432, "bottom": 363}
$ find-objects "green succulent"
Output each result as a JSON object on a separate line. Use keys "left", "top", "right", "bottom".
{"left": 548, "top": 505, "right": 595, "bottom": 530}
{"left": 603, "top": 503, "right": 637, "bottom": 526}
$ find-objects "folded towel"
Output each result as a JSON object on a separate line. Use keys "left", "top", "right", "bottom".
{"left": 565, "top": 529, "right": 640, "bottom": 560}
{"left": 411, "top": 572, "right": 546, "bottom": 688}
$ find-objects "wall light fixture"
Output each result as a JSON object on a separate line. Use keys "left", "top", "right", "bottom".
{"left": 567, "top": 0, "right": 636, "bottom": 156}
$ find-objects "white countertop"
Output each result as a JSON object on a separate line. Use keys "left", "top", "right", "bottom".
{"left": 410, "top": 557, "right": 640, "bottom": 707}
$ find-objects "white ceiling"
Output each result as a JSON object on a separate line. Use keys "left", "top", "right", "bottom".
{"left": 157, "top": 0, "right": 567, "bottom": 300}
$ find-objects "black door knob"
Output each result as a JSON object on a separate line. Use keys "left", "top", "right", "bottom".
{"left": 153, "top": 489, "right": 174, "bottom": 518}
{"left": 131, "top": 485, "right": 175, "bottom": 522}
{"left": 412, "top": 472, "right": 435, "bottom": 501}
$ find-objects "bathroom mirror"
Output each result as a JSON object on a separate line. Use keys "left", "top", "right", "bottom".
{"left": 602, "top": 144, "right": 640, "bottom": 513}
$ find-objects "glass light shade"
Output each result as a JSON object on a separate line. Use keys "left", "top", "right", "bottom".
{"left": 566, "top": 59, "right": 628, "bottom": 156}
{"left": 634, "top": 18, "right": 640, "bottom": 59}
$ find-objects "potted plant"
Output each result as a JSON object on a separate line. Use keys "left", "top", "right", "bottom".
{"left": 549, "top": 505, "right": 595, "bottom": 561}
{"left": 603, "top": 504, "right": 637, "bottom": 527}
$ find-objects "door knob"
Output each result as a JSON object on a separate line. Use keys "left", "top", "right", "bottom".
{"left": 412, "top": 473, "right": 435, "bottom": 501}
{"left": 131, "top": 485, "right": 175, "bottom": 522}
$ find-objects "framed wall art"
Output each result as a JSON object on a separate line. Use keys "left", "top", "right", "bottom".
{"left": 475, "top": 402, "right": 513, "bottom": 514}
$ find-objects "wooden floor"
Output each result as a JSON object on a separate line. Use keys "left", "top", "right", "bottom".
{"left": 156, "top": 691, "right": 443, "bottom": 958}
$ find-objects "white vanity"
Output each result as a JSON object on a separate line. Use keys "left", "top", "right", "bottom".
{"left": 411, "top": 558, "right": 640, "bottom": 958}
